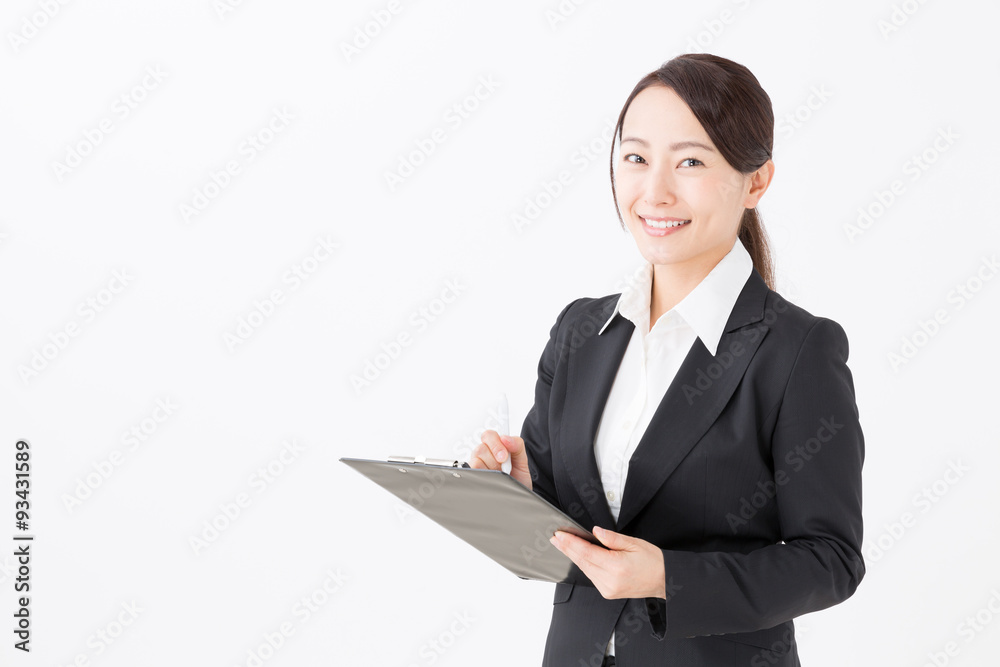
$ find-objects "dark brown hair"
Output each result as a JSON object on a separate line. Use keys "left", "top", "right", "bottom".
{"left": 609, "top": 53, "right": 775, "bottom": 290}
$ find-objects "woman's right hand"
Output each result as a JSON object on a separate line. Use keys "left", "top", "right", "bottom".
{"left": 470, "top": 430, "right": 532, "bottom": 491}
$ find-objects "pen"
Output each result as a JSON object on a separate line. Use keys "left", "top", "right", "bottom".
{"left": 497, "top": 392, "right": 510, "bottom": 475}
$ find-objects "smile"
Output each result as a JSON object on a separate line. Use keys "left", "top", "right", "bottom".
{"left": 640, "top": 216, "right": 690, "bottom": 236}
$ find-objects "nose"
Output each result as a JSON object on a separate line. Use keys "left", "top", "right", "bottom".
{"left": 641, "top": 164, "right": 677, "bottom": 207}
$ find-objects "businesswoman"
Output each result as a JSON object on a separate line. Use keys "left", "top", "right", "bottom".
{"left": 471, "top": 53, "right": 864, "bottom": 666}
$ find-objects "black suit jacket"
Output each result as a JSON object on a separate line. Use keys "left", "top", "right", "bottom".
{"left": 520, "top": 267, "right": 865, "bottom": 666}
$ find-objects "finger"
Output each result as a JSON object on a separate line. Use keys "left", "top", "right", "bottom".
{"left": 480, "top": 429, "right": 508, "bottom": 464}
{"left": 553, "top": 535, "right": 608, "bottom": 588}
{"left": 549, "top": 532, "right": 571, "bottom": 559}
{"left": 558, "top": 531, "right": 621, "bottom": 577}
{"left": 468, "top": 445, "right": 498, "bottom": 470}
{"left": 552, "top": 531, "right": 599, "bottom": 567}
{"left": 500, "top": 435, "right": 525, "bottom": 462}
{"left": 592, "top": 526, "right": 635, "bottom": 552}
{"left": 550, "top": 540, "right": 605, "bottom": 596}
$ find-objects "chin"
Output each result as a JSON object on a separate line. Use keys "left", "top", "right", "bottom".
{"left": 638, "top": 247, "right": 684, "bottom": 266}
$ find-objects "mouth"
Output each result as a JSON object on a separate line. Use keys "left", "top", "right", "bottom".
{"left": 640, "top": 216, "right": 690, "bottom": 236}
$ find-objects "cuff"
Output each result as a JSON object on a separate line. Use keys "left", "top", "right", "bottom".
{"left": 643, "top": 549, "right": 670, "bottom": 640}
{"left": 644, "top": 596, "right": 667, "bottom": 640}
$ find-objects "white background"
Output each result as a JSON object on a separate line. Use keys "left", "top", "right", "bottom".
{"left": 2, "top": 0, "right": 998, "bottom": 665}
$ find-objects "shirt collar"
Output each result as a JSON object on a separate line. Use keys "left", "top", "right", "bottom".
{"left": 597, "top": 236, "right": 754, "bottom": 356}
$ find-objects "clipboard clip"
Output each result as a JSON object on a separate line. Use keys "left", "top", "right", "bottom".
{"left": 387, "top": 455, "right": 471, "bottom": 469}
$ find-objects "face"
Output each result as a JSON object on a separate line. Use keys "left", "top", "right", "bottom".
{"left": 615, "top": 84, "right": 771, "bottom": 272}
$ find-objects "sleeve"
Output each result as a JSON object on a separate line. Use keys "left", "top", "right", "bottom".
{"left": 644, "top": 317, "right": 866, "bottom": 639}
{"left": 519, "top": 298, "right": 580, "bottom": 510}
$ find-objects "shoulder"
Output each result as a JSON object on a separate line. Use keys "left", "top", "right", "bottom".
{"left": 556, "top": 293, "right": 620, "bottom": 329}
{"left": 757, "top": 283, "right": 852, "bottom": 367}
{"left": 534, "top": 294, "right": 622, "bottom": 364}
{"left": 738, "top": 280, "right": 857, "bottom": 412}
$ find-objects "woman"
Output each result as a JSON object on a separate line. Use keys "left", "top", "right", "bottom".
{"left": 471, "top": 53, "right": 864, "bottom": 667}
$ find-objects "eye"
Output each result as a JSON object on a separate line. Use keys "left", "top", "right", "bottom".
{"left": 623, "top": 153, "right": 645, "bottom": 164}
{"left": 680, "top": 158, "right": 703, "bottom": 167}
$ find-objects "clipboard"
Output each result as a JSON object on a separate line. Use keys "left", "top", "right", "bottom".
{"left": 340, "top": 455, "right": 600, "bottom": 585}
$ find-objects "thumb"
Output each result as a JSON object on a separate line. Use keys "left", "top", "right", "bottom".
{"left": 593, "top": 526, "right": 634, "bottom": 551}
{"left": 500, "top": 435, "right": 526, "bottom": 462}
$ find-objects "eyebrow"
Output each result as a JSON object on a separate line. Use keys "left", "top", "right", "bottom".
{"left": 620, "top": 137, "right": 716, "bottom": 152}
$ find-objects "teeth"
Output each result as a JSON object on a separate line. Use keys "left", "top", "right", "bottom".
{"left": 644, "top": 218, "right": 690, "bottom": 229}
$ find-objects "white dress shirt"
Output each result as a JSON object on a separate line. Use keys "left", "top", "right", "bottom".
{"left": 594, "top": 236, "right": 753, "bottom": 658}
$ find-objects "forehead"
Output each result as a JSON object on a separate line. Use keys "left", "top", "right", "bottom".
{"left": 621, "top": 85, "right": 707, "bottom": 141}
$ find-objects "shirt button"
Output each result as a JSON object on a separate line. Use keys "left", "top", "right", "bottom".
{"left": 607, "top": 491, "right": 615, "bottom": 501}
{"left": 621, "top": 420, "right": 632, "bottom": 431}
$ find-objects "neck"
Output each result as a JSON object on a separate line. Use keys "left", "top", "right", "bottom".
{"left": 648, "top": 244, "right": 730, "bottom": 329}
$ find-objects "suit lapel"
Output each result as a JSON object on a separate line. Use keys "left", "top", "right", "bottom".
{"left": 560, "top": 269, "right": 772, "bottom": 535}
{"left": 559, "top": 305, "right": 632, "bottom": 533}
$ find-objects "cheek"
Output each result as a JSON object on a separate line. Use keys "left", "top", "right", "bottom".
{"left": 703, "top": 172, "right": 746, "bottom": 207}
{"left": 615, "top": 180, "right": 640, "bottom": 206}
{"left": 615, "top": 169, "right": 645, "bottom": 195}
{"left": 682, "top": 179, "right": 732, "bottom": 216}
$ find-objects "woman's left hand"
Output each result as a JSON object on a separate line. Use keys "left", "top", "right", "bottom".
{"left": 550, "top": 526, "right": 666, "bottom": 600}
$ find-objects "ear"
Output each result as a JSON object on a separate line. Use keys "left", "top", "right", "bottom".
{"left": 743, "top": 159, "right": 775, "bottom": 209}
